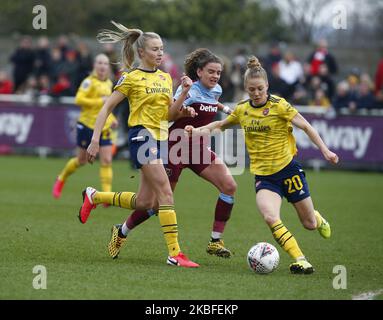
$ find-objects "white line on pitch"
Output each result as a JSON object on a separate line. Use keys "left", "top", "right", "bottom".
{"left": 352, "top": 289, "right": 383, "bottom": 300}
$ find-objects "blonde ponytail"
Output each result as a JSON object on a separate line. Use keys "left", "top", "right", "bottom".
{"left": 97, "top": 21, "right": 160, "bottom": 70}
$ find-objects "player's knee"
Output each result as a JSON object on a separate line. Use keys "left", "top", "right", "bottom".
{"left": 101, "top": 158, "right": 112, "bottom": 166}
{"left": 221, "top": 179, "right": 237, "bottom": 195}
{"left": 136, "top": 197, "right": 155, "bottom": 210}
{"left": 264, "top": 215, "right": 279, "bottom": 226}
{"left": 78, "top": 158, "right": 87, "bottom": 166}
{"left": 157, "top": 189, "right": 174, "bottom": 205}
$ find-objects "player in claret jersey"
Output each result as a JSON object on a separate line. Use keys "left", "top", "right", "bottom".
{"left": 186, "top": 56, "right": 339, "bottom": 274}
{"left": 119, "top": 48, "right": 237, "bottom": 258}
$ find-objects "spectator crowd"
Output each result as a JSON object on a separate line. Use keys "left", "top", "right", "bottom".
{"left": 1, "top": 35, "right": 383, "bottom": 112}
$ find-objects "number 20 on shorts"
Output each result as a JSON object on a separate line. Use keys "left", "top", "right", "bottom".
{"left": 284, "top": 175, "right": 303, "bottom": 194}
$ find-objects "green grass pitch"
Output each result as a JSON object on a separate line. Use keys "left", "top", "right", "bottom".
{"left": 0, "top": 155, "right": 382, "bottom": 300}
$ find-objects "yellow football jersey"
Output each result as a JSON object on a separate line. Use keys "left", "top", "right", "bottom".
{"left": 75, "top": 73, "right": 116, "bottom": 130}
{"left": 225, "top": 95, "right": 298, "bottom": 175}
{"left": 114, "top": 68, "right": 173, "bottom": 141}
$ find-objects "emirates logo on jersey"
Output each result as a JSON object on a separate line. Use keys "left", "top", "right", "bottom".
{"left": 263, "top": 108, "right": 270, "bottom": 116}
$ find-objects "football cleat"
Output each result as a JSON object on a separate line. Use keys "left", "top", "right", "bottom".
{"left": 167, "top": 252, "right": 199, "bottom": 268}
{"left": 52, "top": 177, "right": 65, "bottom": 199}
{"left": 78, "top": 187, "right": 97, "bottom": 224}
{"left": 289, "top": 259, "right": 315, "bottom": 274}
{"left": 108, "top": 224, "right": 127, "bottom": 259}
{"left": 317, "top": 214, "right": 331, "bottom": 239}
{"left": 206, "top": 239, "right": 232, "bottom": 258}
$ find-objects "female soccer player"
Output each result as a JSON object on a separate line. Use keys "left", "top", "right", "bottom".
{"left": 117, "top": 48, "right": 237, "bottom": 258}
{"left": 79, "top": 21, "right": 199, "bottom": 268}
{"left": 52, "top": 54, "right": 117, "bottom": 199}
{"left": 185, "top": 56, "right": 339, "bottom": 274}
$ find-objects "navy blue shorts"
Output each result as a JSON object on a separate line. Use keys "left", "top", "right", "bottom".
{"left": 254, "top": 159, "right": 310, "bottom": 203}
{"left": 76, "top": 122, "right": 112, "bottom": 149}
{"left": 128, "top": 125, "right": 168, "bottom": 169}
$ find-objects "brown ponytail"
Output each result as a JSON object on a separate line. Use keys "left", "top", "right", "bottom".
{"left": 244, "top": 55, "right": 268, "bottom": 84}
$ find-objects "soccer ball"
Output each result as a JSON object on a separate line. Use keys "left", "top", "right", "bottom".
{"left": 247, "top": 242, "right": 279, "bottom": 274}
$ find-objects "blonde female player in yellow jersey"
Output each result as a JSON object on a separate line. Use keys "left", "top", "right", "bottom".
{"left": 52, "top": 54, "right": 117, "bottom": 199}
{"left": 79, "top": 21, "right": 199, "bottom": 268}
{"left": 185, "top": 56, "right": 339, "bottom": 274}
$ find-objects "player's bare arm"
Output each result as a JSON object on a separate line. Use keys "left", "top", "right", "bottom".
{"left": 168, "top": 75, "right": 196, "bottom": 120}
{"left": 87, "top": 90, "right": 125, "bottom": 163}
{"left": 185, "top": 117, "right": 233, "bottom": 137}
{"left": 292, "top": 113, "right": 339, "bottom": 164}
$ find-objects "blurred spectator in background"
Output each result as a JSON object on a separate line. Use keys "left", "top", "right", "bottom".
{"left": 0, "top": 70, "right": 14, "bottom": 94}
{"left": 375, "top": 58, "right": 383, "bottom": 95}
{"left": 34, "top": 36, "right": 51, "bottom": 77}
{"left": 51, "top": 73, "right": 71, "bottom": 97}
{"left": 268, "top": 63, "right": 290, "bottom": 98}
{"left": 346, "top": 69, "right": 360, "bottom": 103}
{"left": 38, "top": 74, "right": 51, "bottom": 95}
{"left": 160, "top": 53, "right": 181, "bottom": 91}
{"left": 356, "top": 75, "right": 376, "bottom": 109}
{"left": 278, "top": 51, "right": 303, "bottom": 99}
{"left": 317, "top": 64, "right": 335, "bottom": 100}
{"left": 62, "top": 50, "right": 79, "bottom": 95}
{"left": 76, "top": 42, "right": 93, "bottom": 88}
{"left": 307, "top": 39, "right": 338, "bottom": 76}
{"left": 263, "top": 42, "right": 282, "bottom": 75}
{"left": 332, "top": 81, "right": 353, "bottom": 111}
{"left": 23, "top": 75, "right": 39, "bottom": 97}
{"left": 10, "top": 36, "right": 35, "bottom": 92}
{"left": 219, "top": 55, "right": 235, "bottom": 102}
{"left": 309, "top": 88, "right": 331, "bottom": 108}
{"left": 50, "top": 47, "right": 66, "bottom": 82}
{"left": 231, "top": 48, "right": 247, "bottom": 101}
{"left": 57, "top": 35, "right": 70, "bottom": 62}
{"left": 102, "top": 43, "right": 120, "bottom": 80}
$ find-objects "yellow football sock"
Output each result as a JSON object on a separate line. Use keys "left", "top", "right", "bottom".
{"left": 314, "top": 210, "right": 323, "bottom": 229}
{"left": 158, "top": 205, "right": 181, "bottom": 257}
{"left": 93, "top": 191, "right": 136, "bottom": 209}
{"left": 100, "top": 164, "right": 113, "bottom": 192}
{"left": 270, "top": 220, "right": 304, "bottom": 261}
{"left": 58, "top": 157, "right": 80, "bottom": 181}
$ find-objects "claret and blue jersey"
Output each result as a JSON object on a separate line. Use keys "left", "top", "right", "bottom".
{"left": 170, "top": 80, "right": 222, "bottom": 132}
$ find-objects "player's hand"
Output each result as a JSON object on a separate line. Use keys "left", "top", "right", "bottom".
{"left": 323, "top": 149, "right": 339, "bottom": 164}
{"left": 184, "top": 125, "right": 195, "bottom": 137}
{"left": 222, "top": 105, "right": 232, "bottom": 115}
{"left": 180, "top": 74, "right": 192, "bottom": 94}
{"left": 181, "top": 106, "right": 198, "bottom": 118}
{"left": 87, "top": 140, "right": 100, "bottom": 164}
{"left": 111, "top": 119, "right": 119, "bottom": 129}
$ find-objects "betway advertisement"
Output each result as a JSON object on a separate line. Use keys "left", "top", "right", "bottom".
{"left": 294, "top": 114, "right": 383, "bottom": 163}
{"left": 0, "top": 103, "right": 382, "bottom": 165}
{"left": 0, "top": 103, "right": 79, "bottom": 149}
